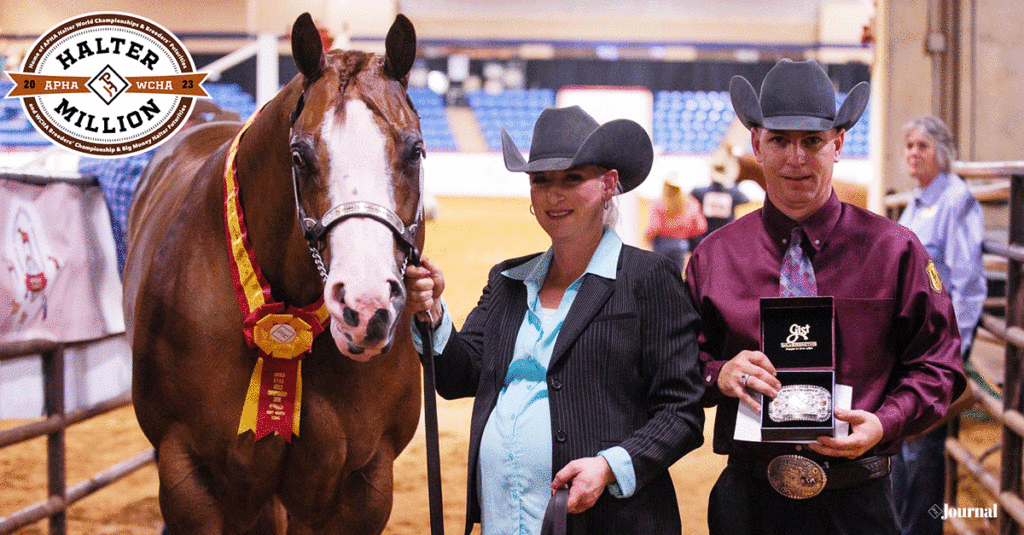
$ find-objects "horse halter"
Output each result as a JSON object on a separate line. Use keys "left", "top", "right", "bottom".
{"left": 289, "top": 93, "right": 424, "bottom": 284}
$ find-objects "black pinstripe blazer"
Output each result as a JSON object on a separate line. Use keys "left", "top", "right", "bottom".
{"left": 433, "top": 244, "right": 705, "bottom": 535}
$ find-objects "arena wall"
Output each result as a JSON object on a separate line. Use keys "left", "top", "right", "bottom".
{"left": 874, "top": 0, "right": 1024, "bottom": 199}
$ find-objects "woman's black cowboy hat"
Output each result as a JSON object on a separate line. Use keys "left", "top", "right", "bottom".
{"left": 729, "top": 59, "right": 870, "bottom": 132}
{"left": 500, "top": 105, "right": 654, "bottom": 193}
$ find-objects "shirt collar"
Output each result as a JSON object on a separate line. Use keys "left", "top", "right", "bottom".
{"left": 762, "top": 189, "right": 842, "bottom": 254}
{"left": 502, "top": 227, "right": 622, "bottom": 282}
{"left": 913, "top": 172, "right": 951, "bottom": 207}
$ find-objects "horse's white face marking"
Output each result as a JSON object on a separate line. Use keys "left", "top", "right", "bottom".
{"left": 320, "top": 100, "right": 404, "bottom": 361}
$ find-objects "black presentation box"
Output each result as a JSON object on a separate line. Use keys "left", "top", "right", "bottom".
{"left": 760, "top": 296, "right": 836, "bottom": 442}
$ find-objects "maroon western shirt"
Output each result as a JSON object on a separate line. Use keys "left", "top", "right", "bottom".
{"left": 685, "top": 191, "right": 966, "bottom": 458}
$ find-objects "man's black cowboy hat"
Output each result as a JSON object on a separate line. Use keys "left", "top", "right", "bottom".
{"left": 501, "top": 105, "right": 653, "bottom": 193}
{"left": 730, "top": 59, "right": 870, "bottom": 132}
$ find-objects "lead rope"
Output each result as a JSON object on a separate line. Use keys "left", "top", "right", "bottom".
{"left": 540, "top": 488, "right": 569, "bottom": 535}
{"left": 410, "top": 165, "right": 444, "bottom": 535}
{"left": 415, "top": 307, "right": 445, "bottom": 535}
{"left": 406, "top": 235, "right": 445, "bottom": 535}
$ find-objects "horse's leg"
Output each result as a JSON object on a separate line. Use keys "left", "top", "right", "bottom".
{"left": 160, "top": 432, "right": 289, "bottom": 535}
{"left": 319, "top": 451, "right": 397, "bottom": 535}
{"left": 243, "top": 498, "right": 289, "bottom": 535}
{"left": 157, "top": 432, "right": 227, "bottom": 535}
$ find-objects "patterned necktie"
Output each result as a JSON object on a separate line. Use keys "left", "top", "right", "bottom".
{"left": 780, "top": 226, "right": 817, "bottom": 297}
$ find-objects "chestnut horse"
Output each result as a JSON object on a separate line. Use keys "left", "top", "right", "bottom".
{"left": 123, "top": 13, "right": 423, "bottom": 534}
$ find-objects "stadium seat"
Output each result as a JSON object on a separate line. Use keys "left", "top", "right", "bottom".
{"left": 652, "top": 90, "right": 734, "bottom": 154}
{"left": 407, "top": 88, "right": 457, "bottom": 151}
{"left": 467, "top": 89, "right": 555, "bottom": 151}
{"left": 0, "top": 82, "right": 52, "bottom": 149}
{"left": 651, "top": 89, "right": 870, "bottom": 156}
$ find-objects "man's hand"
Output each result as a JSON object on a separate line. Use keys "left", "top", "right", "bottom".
{"left": 718, "top": 350, "right": 782, "bottom": 414}
{"left": 403, "top": 256, "right": 444, "bottom": 328}
{"left": 807, "top": 408, "right": 883, "bottom": 459}
{"left": 550, "top": 456, "right": 616, "bottom": 514}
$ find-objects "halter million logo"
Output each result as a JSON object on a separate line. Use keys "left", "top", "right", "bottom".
{"left": 3, "top": 12, "right": 208, "bottom": 157}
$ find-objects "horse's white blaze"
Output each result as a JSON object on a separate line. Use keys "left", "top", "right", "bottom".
{"left": 321, "top": 100, "right": 403, "bottom": 360}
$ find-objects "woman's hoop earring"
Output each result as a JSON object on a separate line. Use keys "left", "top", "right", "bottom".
{"left": 529, "top": 204, "right": 535, "bottom": 215}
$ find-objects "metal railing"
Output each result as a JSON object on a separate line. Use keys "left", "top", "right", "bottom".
{"left": 887, "top": 161, "right": 1022, "bottom": 535}
{"left": 0, "top": 338, "right": 155, "bottom": 535}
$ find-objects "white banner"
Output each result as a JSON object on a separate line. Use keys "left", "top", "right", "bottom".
{"left": 0, "top": 175, "right": 129, "bottom": 418}
{"left": 0, "top": 177, "right": 124, "bottom": 343}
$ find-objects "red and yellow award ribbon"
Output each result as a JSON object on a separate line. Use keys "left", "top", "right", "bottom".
{"left": 224, "top": 111, "right": 329, "bottom": 441}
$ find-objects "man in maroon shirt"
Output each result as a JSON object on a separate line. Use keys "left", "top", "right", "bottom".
{"left": 685, "top": 59, "right": 966, "bottom": 534}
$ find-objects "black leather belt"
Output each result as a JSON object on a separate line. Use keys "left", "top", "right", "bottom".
{"left": 728, "top": 454, "right": 891, "bottom": 499}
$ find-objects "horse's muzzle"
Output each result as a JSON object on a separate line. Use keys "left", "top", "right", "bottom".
{"left": 326, "top": 277, "right": 405, "bottom": 361}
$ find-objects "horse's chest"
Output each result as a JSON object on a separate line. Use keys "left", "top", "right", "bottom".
{"left": 224, "top": 416, "right": 379, "bottom": 495}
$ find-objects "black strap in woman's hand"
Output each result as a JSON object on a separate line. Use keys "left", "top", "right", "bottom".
{"left": 541, "top": 488, "right": 569, "bottom": 535}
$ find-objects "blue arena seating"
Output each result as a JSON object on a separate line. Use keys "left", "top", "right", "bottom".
{"left": 838, "top": 93, "right": 870, "bottom": 158}
{"left": 1, "top": 79, "right": 873, "bottom": 157}
{"left": 407, "top": 88, "right": 458, "bottom": 152}
{"left": 0, "top": 81, "right": 52, "bottom": 149}
{"left": 202, "top": 82, "right": 257, "bottom": 120}
{"left": 204, "top": 84, "right": 459, "bottom": 152}
{"left": 653, "top": 90, "right": 734, "bottom": 155}
{"left": 467, "top": 89, "right": 555, "bottom": 151}
{"left": 653, "top": 89, "right": 871, "bottom": 157}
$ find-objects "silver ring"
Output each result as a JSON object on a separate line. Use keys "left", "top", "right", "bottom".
{"left": 739, "top": 372, "right": 750, "bottom": 387}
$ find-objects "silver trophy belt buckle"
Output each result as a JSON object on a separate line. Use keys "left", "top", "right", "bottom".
{"left": 767, "top": 455, "right": 827, "bottom": 499}
{"left": 768, "top": 384, "right": 832, "bottom": 423}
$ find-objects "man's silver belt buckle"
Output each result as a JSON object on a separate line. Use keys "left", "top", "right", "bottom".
{"left": 766, "top": 455, "right": 827, "bottom": 499}
{"left": 768, "top": 384, "right": 832, "bottom": 423}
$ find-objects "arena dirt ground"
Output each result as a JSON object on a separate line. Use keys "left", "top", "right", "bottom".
{"left": 0, "top": 196, "right": 1006, "bottom": 534}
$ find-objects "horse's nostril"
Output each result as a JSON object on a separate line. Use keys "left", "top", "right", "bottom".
{"left": 388, "top": 279, "right": 402, "bottom": 299}
{"left": 343, "top": 306, "right": 359, "bottom": 327}
{"left": 364, "top": 308, "right": 389, "bottom": 343}
{"left": 331, "top": 282, "right": 346, "bottom": 304}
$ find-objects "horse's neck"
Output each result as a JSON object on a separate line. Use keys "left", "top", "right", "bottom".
{"left": 233, "top": 93, "right": 322, "bottom": 306}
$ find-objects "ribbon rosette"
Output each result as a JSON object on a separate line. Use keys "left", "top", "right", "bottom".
{"left": 238, "top": 307, "right": 324, "bottom": 441}
{"left": 253, "top": 313, "right": 313, "bottom": 360}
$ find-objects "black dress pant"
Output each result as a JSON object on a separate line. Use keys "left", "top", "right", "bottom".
{"left": 708, "top": 464, "right": 900, "bottom": 535}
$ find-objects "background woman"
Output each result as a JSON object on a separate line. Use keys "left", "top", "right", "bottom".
{"left": 405, "top": 106, "right": 705, "bottom": 535}
{"left": 643, "top": 172, "right": 707, "bottom": 271}
{"left": 892, "top": 115, "right": 987, "bottom": 535}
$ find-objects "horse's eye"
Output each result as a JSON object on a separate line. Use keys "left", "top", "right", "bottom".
{"left": 410, "top": 143, "right": 425, "bottom": 161}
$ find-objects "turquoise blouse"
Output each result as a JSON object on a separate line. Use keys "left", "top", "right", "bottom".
{"left": 415, "top": 228, "right": 636, "bottom": 535}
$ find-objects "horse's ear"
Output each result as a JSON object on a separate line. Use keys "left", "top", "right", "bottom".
{"left": 384, "top": 14, "right": 416, "bottom": 84}
{"left": 292, "top": 13, "right": 324, "bottom": 83}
